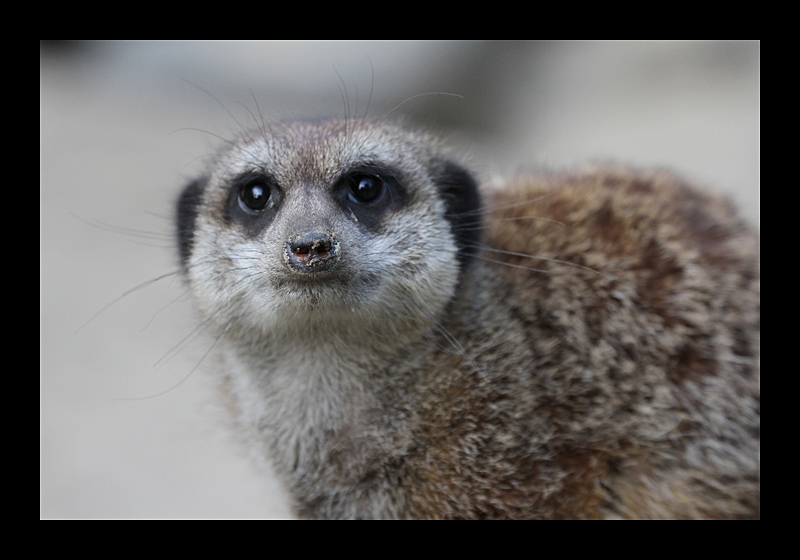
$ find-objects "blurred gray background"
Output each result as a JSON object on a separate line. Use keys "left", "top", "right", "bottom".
{"left": 40, "top": 40, "right": 759, "bottom": 519}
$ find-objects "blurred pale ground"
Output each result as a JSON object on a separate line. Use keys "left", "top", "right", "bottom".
{"left": 40, "top": 40, "right": 759, "bottom": 519}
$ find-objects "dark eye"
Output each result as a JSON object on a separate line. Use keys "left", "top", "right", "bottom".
{"left": 239, "top": 179, "right": 273, "bottom": 212}
{"left": 348, "top": 174, "right": 386, "bottom": 204}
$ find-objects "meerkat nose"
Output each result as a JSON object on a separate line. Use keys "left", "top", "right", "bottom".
{"left": 285, "top": 231, "right": 338, "bottom": 273}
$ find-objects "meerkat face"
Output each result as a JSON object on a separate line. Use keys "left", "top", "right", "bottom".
{"left": 176, "top": 119, "right": 481, "bottom": 338}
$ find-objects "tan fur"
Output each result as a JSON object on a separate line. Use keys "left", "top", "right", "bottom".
{"left": 402, "top": 166, "right": 759, "bottom": 519}
{"left": 177, "top": 119, "right": 759, "bottom": 519}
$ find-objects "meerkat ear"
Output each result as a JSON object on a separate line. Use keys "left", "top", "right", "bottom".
{"left": 176, "top": 176, "right": 207, "bottom": 270}
{"left": 430, "top": 158, "right": 482, "bottom": 268}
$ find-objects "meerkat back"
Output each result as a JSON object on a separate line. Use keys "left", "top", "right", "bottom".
{"left": 466, "top": 167, "right": 760, "bottom": 519}
{"left": 176, "top": 118, "right": 759, "bottom": 519}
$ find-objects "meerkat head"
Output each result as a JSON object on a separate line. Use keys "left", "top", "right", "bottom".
{"left": 176, "top": 118, "right": 481, "bottom": 341}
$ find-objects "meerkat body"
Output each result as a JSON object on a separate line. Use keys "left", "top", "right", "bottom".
{"left": 177, "top": 118, "right": 759, "bottom": 519}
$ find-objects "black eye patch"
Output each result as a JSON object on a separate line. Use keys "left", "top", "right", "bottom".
{"left": 225, "top": 171, "right": 283, "bottom": 234}
{"left": 334, "top": 165, "right": 406, "bottom": 230}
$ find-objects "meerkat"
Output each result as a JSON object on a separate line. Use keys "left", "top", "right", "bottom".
{"left": 176, "top": 117, "right": 759, "bottom": 519}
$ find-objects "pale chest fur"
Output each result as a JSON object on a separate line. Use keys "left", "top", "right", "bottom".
{"left": 217, "top": 328, "right": 425, "bottom": 519}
